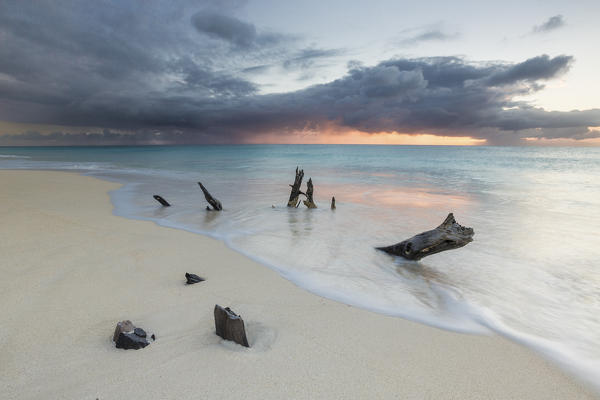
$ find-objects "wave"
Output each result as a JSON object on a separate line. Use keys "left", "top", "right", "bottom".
{"left": 453, "top": 295, "right": 600, "bottom": 392}
{"left": 0, "top": 154, "right": 31, "bottom": 159}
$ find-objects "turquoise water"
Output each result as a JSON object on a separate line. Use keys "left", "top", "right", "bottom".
{"left": 2, "top": 145, "right": 600, "bottom": 388}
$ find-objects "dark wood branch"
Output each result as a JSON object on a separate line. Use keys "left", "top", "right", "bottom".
{"left": 303, "top": 178, "right": 317, "bottom": 208}
{"left": 214, "top": 305, "right": 249, "bottom": 347}
{"left": 197, "top": 182, "right": 222, "bottom": 211}
{"left": 153, "top": 195, "right": 170, "bottom": 207}
{"left": 287, "top": 167, "right": 304, "bottom": 207}
{"left": 330, "top": 196, "right": 336, "bottom": 210}
{"left": 376, "top": 213, "right": 474, "bottom": 260}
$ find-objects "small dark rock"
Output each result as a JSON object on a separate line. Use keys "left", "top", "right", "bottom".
{"left": 113, "top": 320, "right": 135, "bottom": 342}
{"left": 185, "top": 272, "right": 205, "bottom": 284}
{"left": 115, "top": 332, "right": 149, "bottom": 350}
{"left": 134, "top": 327, "right": 147, "bottom": 338}
{"left": 151, "top": 334, "right": 156, "bottom": 341}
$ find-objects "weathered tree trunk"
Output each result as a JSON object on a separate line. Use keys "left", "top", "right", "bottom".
{"left": 287, "top": 167, "right": 305, "bottom": 207}
{"left": 214, "top": 305, "right": 249, "bottom": 347}
{"left": 330, "top": 196, "right": 336, "bottom": 210}
{"left": 303, "top": 178, "right": 317, "bottom": 208}
{"left": 198, "top": 182, "right": 222, "bottom": 211}
{"left": 376, "top": 213, "right": 474, "bottom": 260}
{"left": 153, "top": 195, "right": 170, "bottom": 207}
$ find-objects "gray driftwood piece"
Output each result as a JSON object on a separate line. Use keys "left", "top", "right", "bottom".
{"left": 330, "top": 196, "right": 336, "bottom": 210}
{"left": 376, "top": 213, "right": 474, "bottom": 261}
{"left": 287, "top": 167, "right": 305, "bottom": 207}
{"left": 197, "top": 182, "right": 223, "bottom": 211}
{"left": 153, "top": 195, "right": 170, "bottom": 207}
{"left": 303, "top": 178, "right": 317, "bottom": 209}
{"left": 214, "top": 305, "right": 249, "bottom": 347}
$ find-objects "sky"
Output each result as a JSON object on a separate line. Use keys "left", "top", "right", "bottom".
{"left": 1, "top": 0, "right": 599, "bottom": 146}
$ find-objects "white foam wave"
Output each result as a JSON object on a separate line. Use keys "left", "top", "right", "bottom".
{"left": 441, "top": 289, "right": 600, "bottom": 392}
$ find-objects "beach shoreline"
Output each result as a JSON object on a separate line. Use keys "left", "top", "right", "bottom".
{"left": 0, "top": 169, "right": 596, "bottom": 399}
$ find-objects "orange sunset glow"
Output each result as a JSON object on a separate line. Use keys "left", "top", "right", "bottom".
{"left": 242, "top": 129, "right": 486, "bottom": 145}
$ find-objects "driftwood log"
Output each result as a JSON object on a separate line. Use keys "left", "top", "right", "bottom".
{"left": 198, "top": 182, "right": 222, "bottom": 211}
{"left": 303, "top": 178, "right": 317, "bottom": 208}
{"left": 376, "top": 213, "right": 474, "bottom": 261}
{"left": 330, "top": 196, "right": 336, "bottom": 210}
{"left": 214, "top": 305, "right": 249, "bottom": 347}
{"left": 287, "top": 167, "right": 305, "bottom": 207}
{"left": 153, "top": 195, "right": 170, "bottom": 207}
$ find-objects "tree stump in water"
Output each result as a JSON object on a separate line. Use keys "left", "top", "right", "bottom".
{"left": 376, "top": 213, "right": 474, "bottom": 260}
{"left": 330, "top": 196, "right": 336, "bottom": 210}
{"left": 153, "top": 195, "right": 170, "bottom": 207}
{"left": 197, "top": 182, "right": 222, "bottom": 211}
{"left": 303, "top": 178, "right": 317, "bottom": 209}
{"left": 214, "top": 305, "right": 249, "bottom": 347}
{"left": 287, "top": 167, "right": 305, "bottom": 207}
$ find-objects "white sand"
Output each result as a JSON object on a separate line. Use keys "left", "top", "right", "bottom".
{"left": 0, "top": 170, "right": 596, "bottom": 399}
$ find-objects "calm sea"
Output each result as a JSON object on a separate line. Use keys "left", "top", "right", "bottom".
{"left": 2, "top": 145, "right": 599, "bottom": 387}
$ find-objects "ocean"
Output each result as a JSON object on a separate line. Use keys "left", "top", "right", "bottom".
{"left": 2, "top": 145, "right": 599, "bottom": 387}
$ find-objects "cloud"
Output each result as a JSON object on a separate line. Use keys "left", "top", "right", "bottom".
{"left": 282, "top": 48, "right": 344, "bottom": 71}
{"left": 0, "top": 2, "right": 598, "bottom": 145}
{"left": 191, "top": 11, "right": 288, "bottom": 49}
{"left": 533, "top": 15, "right": 566, "bottom": 33}
{"left": 486, "top": 54, "right": 572, "bottom": 86}
{"left": 397, "top": 25, "right": 459, "bottom": 47}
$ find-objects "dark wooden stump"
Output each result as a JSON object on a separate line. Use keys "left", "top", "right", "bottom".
{"left": 153, "top": 195, "right": 170, "bottom": 207}
{"left": 330, "top": 196, "right": 336, "bottom": 210}
{"left": 376, "top": 213, "right": 474, "bottom": 261}
{"left": 287, "top": 167, "right": 305, "bottom": 207}
{"left": 198, "top": 182, "right": 223, "bottom": 211}
{"left": 303, "top": 178, "right": 317, "bottom": 208}
{"left": 214, "top": 305, "right": 249, "bottom": 347}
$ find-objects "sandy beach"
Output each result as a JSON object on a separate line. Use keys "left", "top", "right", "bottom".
{"left": 0, "top": 170, "right": 596, "bottom": 400}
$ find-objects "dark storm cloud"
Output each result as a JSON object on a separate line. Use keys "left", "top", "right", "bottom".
{"left": 533, "top": 15, "right": 566, "bottom": 33}
{"left": 486, "top": 55, "right": 572, "bottom": 86}
{"left": 256, "top": 55, "right": 598, "bottom": 139}
{"left": 0, "top": 1, "right": 598, "bottom": 145}
{"left": 191, "top": 11, "right": 288, "bottom": 49}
